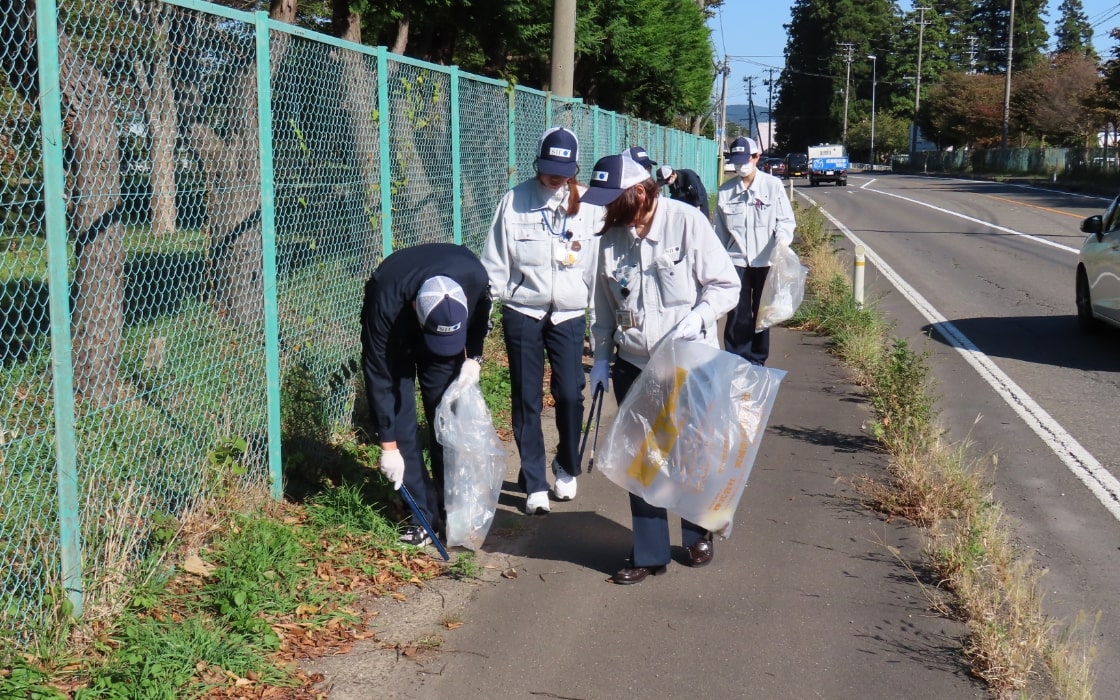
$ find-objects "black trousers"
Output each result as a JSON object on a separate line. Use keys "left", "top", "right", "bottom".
{"left": 612, "top": 358, "right": 708, "bottom": 568}
{"left": 391, "top": 349, "right": 462, "bottom": 529}
{"left": 502, "top": 307, "right": 586, "bottom": 495}
{"left": 724, "top": 264, "right": 771, "bottom": 366}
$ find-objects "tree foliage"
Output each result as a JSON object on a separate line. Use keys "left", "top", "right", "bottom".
{"left": 1053, "top": 0, "right": 1096, "bottom": 59}
{"left": 917, "top": 71, "right": 1005, "bottom": 149}
{"left": 1011, "top": 52, "right": 1099, "bottom": 146}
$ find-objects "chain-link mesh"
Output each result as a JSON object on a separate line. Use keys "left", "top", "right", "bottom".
{"left": 0, "top": 0, "right": 718, "bottom": 648}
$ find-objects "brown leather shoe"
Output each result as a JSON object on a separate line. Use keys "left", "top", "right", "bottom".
{"left": 611, "top": 564, "right": 668, "bottom": 585}
{"left": 685, "top": 534, "right": 714, "bottom": 567}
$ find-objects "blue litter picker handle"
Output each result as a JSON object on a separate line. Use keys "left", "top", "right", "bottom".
{"left": 399, "top": 485, "right": 450, "bottom": 561}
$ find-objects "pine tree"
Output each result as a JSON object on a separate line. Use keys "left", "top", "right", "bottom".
{"left": 971, "top": 0, "right": 1049, "bottom": 74}
{"left": 1054, "top": 0, "right": 1097, "bottom": 59}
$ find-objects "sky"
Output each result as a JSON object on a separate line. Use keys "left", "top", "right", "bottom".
{"left": 707, "top": 0, "right": 1120, "bottom": 109}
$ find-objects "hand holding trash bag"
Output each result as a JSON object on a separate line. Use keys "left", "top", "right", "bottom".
{"left": 755, "top": 241, "right": 807, "bottom": 332}
{"left": 459, "top": 357, "right": 481, "bottom": 385}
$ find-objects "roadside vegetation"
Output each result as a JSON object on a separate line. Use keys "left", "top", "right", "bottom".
{"left": 0, "top": 324, "right": 512, "bottom": 698}
{"left": 791, "top": 201, "right": 1098, "bottom": 699}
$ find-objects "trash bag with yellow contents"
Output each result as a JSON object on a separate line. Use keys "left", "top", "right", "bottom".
{"left": 597, "top": 339, "right": 785, "bottom": 536}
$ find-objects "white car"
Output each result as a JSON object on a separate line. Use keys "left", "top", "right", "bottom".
{"left": 1076, "top": 197, "right": 1120, "bottom": 331}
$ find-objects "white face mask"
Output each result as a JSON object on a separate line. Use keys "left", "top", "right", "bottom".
{"left": 737, "top": 162, "right": 756, "bottom": 178}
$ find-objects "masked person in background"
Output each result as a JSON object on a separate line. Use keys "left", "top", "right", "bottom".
{"left": 361, "top": 243, "right": 492, "bottom": 546}
{"left": 481, "top": 127, "right": 603, "bottom": 515}
{"left": 584, "top": 149, "right": 740, "bottom": 585}
{"left": 656, "top": 164, "right": 709, "bottom": 220}
{"left": 714, "top": 136, "right": 796, "bottom": 366}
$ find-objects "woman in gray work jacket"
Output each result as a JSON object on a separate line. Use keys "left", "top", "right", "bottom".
{"left": 480, "top": 127, "right": 603, "bottom": 516}
{"left": 584, "top": 149, "right": 740, "bottom": 585}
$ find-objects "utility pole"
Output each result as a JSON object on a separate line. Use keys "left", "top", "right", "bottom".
{"left": 839, "top": 42, "right": 854, "bottom": 146}
{"left": 868, "top": 55, "right": 877, "bottom": 166}
{"left": 764, "top": 67, "right": 776, "bottom": 153}
{"left": 965, "top": 35, "right": 979, "bottom": 73}
{"left": 910, "top": 7, "right": 930, "bottom": 156}
{"left": 744, "top": 76, "right": 755, "bottom": 141}
{"left": 1001, "top": 0, "right": 1016, "bottom": 149}
{"left": 549, "top": 0, "right": 576, "bottom": 97}
{"left": 717, "top": 58, "right": 731, "bottom": 177}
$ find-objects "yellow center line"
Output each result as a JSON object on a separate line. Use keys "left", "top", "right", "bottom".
{"left": 976, "top": 192, "right": 1083, "bottom": 219}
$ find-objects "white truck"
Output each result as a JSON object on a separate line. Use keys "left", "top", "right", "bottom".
{"left": 807, "top": 143, "right": 848, "bottom": 186}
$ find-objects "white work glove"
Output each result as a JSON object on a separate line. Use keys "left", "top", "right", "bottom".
{"left": 379, "top": 448, "right": 405, "bottom": 490}
{"left": 590, "top": 359, "right": 609, "bottom": 393}
{"left": 672, "top": 309, "right": 704, "bottom": 341}
{"left": 459, "top": 358, "right": 481, "bottom": 385}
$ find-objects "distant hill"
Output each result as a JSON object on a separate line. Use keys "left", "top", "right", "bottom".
{"left": 726, "top": 104, "right": 770, "bottom": 127}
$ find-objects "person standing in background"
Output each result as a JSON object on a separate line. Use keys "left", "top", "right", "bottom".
{"left": 656, "top": 164, "right": 709, "bottom": 220}
{"left": 583, "top": 149, "right": 740, "bottom": 584}
{"left": 480, "top": 127, "right": 602, "bottom": 515}
{"left": 714, "top": 136, "right": 795, "bottom": 366}
{"left": 361, "top": 243, "right": 492, "bottom": 546}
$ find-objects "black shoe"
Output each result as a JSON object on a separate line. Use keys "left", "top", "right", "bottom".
{"left": 684, "top": 533, "right": 714, "bottom": 567}
{"left": 611, "top": 564, "right": 668, "bottom": 585}
{"left": 399, "top": 525, "right": 431, "bottom": 547}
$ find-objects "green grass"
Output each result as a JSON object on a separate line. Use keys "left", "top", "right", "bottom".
{"left": 792, "top": 202, "right": 1097, "bottom": 698}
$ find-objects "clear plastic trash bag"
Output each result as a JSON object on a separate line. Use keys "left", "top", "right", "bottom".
{"left": 596, "top": 340, "right": 785, "bottom": 536}
{"left": 435, "top": 374, "right": 507, "bottom": 550}
{"left": 755, "top": 242, "right": 808, "bottom": 332}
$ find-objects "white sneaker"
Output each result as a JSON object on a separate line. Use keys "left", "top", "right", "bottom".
{"left": 524, "top": 491, "right": 551, "bottom": 515}
{"left": 553, "top": 461, "right": 577, "bottom": 501}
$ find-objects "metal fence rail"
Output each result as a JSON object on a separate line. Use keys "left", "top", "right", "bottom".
{"left": 0, "top": 0, "right": 717, "bottom": 646}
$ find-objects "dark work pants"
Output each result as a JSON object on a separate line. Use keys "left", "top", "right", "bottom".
{"left": 502, "top": 307, "right": 586, "bottom": 495}
{"left": 393, "top": 349, "right": 461, "bottom": 529}
{"left": 612, "top": 359, "right": 708, "bottom": 568}
{"left": 724, "top": 264, "right": 771, "bottom": 366}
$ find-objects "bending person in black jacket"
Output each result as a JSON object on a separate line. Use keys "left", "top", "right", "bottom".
{"left": 360, "top": 242, "right": 492, "bottom": 546}
{"left": 656, "top": 165, "right": 709, "bottom": 220}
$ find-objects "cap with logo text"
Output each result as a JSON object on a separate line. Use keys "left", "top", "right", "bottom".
{"left": 416, "top": 276, "right": 469, "bottom": 356}
{"left": 628, "top": 146, "right": 657, "bottom": 170}
{"left": 581, "top": 149, "right": 654, "bottom": 207}
{"left": 536, "top": 127, "right": 580, "bottom": 178}
{"left": 727, "top": 136, "right": 760, "bottom": 165}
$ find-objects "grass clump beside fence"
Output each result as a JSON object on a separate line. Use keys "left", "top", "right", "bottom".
{"left": 791, "top": 202, "right": 1097, "bottom": 699}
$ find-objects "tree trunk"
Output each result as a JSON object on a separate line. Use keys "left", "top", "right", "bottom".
{"left": 58, "top": 34, "right": 126, "bottom": 404}
{"left": 391, "top": 5, "right": 411, "bottom": 55}
{"left": 134, "top": 6, "right": 179, "bottom": 237}
{"left": 331, "top": 3, "right": 382, "bottom": 267}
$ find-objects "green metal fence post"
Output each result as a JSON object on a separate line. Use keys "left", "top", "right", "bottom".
{"left": 255, "top": 14, "right": 283, "bottom": 500}
{"left": 450, "top": 66, "right": 463, "bottom": 245}
{"left": 545, "top": 92, "right": 552, "bottom": 129}
{"left": 507, "top": 84, "right": 517, "bottom": 189}
{"left": 36, "top": 0, "right": 84, "bottom": 617}
{"left": 377, "top": 47, "right": 394, "bottom": 256}
{"left": 592, "top": 105, "right": 600, "bottom": 161}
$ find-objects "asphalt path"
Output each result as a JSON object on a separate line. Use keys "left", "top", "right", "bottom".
{"left": 797, "top": 173, "right": 1120, "bottom": 697}
{"left": 303, "top": 174, "right": 1117, "bottom": 698}
{"left": 307, "top": 327, "right": 985, "bottom": 699}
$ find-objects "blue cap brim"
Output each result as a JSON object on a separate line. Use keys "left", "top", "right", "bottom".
{"left": 423, "top": 326, "right": 467, "bottom": 357}
{"left": 581, "top": 186, "right": 626, "bottom": 206}
{"left": 537, "top": 160, "right": 578, "bottom": 178}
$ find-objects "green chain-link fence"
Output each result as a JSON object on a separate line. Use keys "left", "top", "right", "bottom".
{"left": 0, "top": 0, "right": 718, "bottom": 646}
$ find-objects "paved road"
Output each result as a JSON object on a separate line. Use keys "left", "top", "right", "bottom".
{"left": 799, "top": 174, "right": 1120, "bottom": 697}
{"left": 305, "top": 327, "right": 985, "bottom": 699}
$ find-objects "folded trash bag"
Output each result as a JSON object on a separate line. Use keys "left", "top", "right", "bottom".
{"left": 436, "top": 374, "right": 507, "bottom": 550}
{"left": 755, "top": 242, "right": 808, "bottom": 332}
{"left": 597, "top": 339, "right": 785, "bottom": 536}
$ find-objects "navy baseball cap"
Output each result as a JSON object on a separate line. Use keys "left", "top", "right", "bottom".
{"left": 728, "top": 137, "right": 760, "bottom": 165}
{"left": 536, "top": 127, "right": 579, "bottom": 178}
{"left": 416, "top": 276, "right": 469, "bottom": 356}
{"left": 581, "top": 149, "right": 653, "bottom": 206}
{"left": 628, "top": 146, "right": 657, "bottom": 169}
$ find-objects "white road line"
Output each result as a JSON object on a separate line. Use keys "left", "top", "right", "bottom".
{"left": 860, "top": 186, "right": 1080, "bottom": 254}
{"left": 798, "top": 191, "right": 1120, "bottom": 523}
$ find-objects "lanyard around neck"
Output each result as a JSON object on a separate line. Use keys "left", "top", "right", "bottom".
{"left": 540, "top": 208, "right": 570, "bottom": 240}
